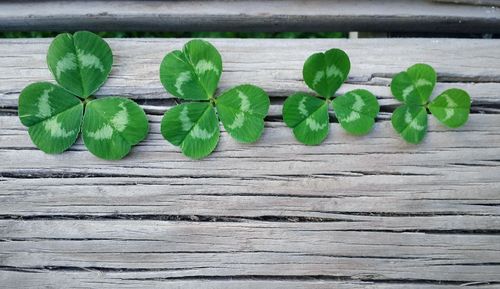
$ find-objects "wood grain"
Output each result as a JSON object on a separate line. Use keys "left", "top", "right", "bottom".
{"left": 1, "top": 38, "right": 500, "bottom": 288}
{"left": 1, "top": 220, "right": 500, "bottom": 286}
{"left": 3, "top": 273, "right": 492, "bottom": 289}
{"left": 434, "top": 0, "right": 500, "bottom": 7}
{"left": 1, "top": 38, "right": 500, "bottom": 109}
{"left": 1, "top": 113, "right": 500, "bottom": 218}
{"left": 0, "top": 0, "right": 499, "bottom": 33}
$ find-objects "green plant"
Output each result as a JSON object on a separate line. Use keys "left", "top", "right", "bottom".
{"left": 390, "top": 64, "right": 471, "bottom": 143}
{"left": 282, "top": 48, "right": 380, "bottom": 145}
{"left": 18, "top": 31, "right": 149, "bottom": 159}
{"left": 159, "top": 39, "right": 270, "bottom": 159}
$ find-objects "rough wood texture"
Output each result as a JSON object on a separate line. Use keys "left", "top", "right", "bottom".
{"left": 434, "top": 0, "right": 500, "bottom": 7}
{"left": 0, "top": 0, "right": 500, "bottom": 33}
{"left": 1, "top": 38, "right": 500, "bottom": 108}
{"left": 1, "top": 38, "right": 500, "bottom": 288}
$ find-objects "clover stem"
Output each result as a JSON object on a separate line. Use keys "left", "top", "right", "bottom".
{"left": 83, "top": 96, "right": 96, "bottom": 106}
{"left": 209, "top": 97, "right": 217, "bottom": 106}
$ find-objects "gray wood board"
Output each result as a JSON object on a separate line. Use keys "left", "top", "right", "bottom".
{"left": 1, "top": 221, "right": 500, "bottom": 287}
{"left": 0, "top": 0, "right": 499, "bottom": 33}
{"left": 1, "top": 38, "right": 500, "bottom": 109}
{"left": 434, "top": 0, "right": 500, "bottom": 7}
{"left": 1, "top": 38, "right": 499, "bottom": 288}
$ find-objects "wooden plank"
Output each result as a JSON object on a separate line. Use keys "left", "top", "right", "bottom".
{"left": 3, "top": 273, "right": 495, "bottom": 289}
{"left": 0, "top": 0, "right": 499, "bottom": 33}
{"left": 5, "top": 274, "right": 485, "bottom": 289}
{"left": 1, "top": 114, "right": 500, "bottom": 219}
{"left": 1, "top": 38, "right": 499, "bottom": 288}
{"left": 434, "top": 0, "right": 500, "bottom": 7}
{"left": 1, "top": 38, "right": 500, "bottom": 110}
{"left": 1, "top": 220, "right": 500, "bottom": 286}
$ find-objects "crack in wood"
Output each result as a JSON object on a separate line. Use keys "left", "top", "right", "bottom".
{"left": 1, "top": 265, "right": 499, "bottom": 286}
{"left": 0, "top": 214, "right": 358, "bottom": 223}
{"left": 1, "top": 214, "right": 499, "bottom": 231}
{"left": 102, "top": 275, "right": 500, "bottom": 285}
{"left": 0, "top": 265, "right": 211, "bottom": 273}
{"left": 0, "top": 169, "right": 441, "bottom": 179}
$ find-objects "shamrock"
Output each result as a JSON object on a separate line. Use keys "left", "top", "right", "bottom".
{"left": 159, "top": 39, "right": 270, "bottom": 159}
{"left": 282, "top": 48, "right": 379, "bottom": 145}
{"left": 390, "top": 64, "right": 471, "bottom": 144}
{"left": 18, "top": 31, "right": 149, "bottom": 160}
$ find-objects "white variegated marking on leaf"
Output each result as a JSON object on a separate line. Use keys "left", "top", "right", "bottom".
{"left": 343, "top": 111, "right": 361, "bottom": 123}
{"left": 36, "top": 88, "right": 54, "bottom": 118}
{"left": 111, "top": 103, "right": 128, "bottom": 132}
{"left": 326, "top": 64, "right": 344, "bottom": 79}
{"left": 416, "top": 78, "right": 433, "bottom": 87}
{"left": 402, "top": 79, "right": 432, "bottom": 100}
{"left": 402, "top": 85, "right": 415, "bottom": 100}
{"left": 228, "top": 112, "right": 245, "bottom": 130}
{"left": 179, "top": 105, "right": 193, "bottom": 131}
{"left": 409, "top": 120, "right": 425, "bottom": 131}
{"left": 404, "top": 110, "right": 413, "bottom": 124}
{"left": 306, "top": 118, "right": 327, "bottom": 131}
{"left": 87, "top": 124, "right": 113, "bottom": 140}
{"left": 443, "top": 94, "right": 458, "bottom": 107}
{"left": 44, "top": 118, "right": 75, "bottom": 138}
{"left": 339, "top": 93, "right": 364, "bottom": 123}
{"left": 190, "top": 124, "right": 217, "bottom": 140}
{"left": 298, "top": 97, "right": 309, "bottom": 117}
{"left": 196, "top": 60, "right": 220, "bottom": 75}
{"left": 175, "top": 71, "right": 191, "bottom": 96}
{"left": 442, "top": 94, "right": 458, "bottom": 121}
{"left": 312, "top": 71, "right": 324, "bottom": 87}
{"left": 56, "top": 53, "right": 77, "bottom": 78}
{"left": 351, "top": 93, "right": 365, "bottom": 111}
{"left": 444, "top": 109, "right": 455, "bottom": 121}
{"left": 237, "top": 90, "right": 251, "bottom": 112}
{"left": 77, "top": 49, "right": 104, "bottom": 72}
{"left": 404, "top": 110, "right": 425, "bottom": 131}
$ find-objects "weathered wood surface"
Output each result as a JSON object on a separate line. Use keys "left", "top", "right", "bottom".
{"left": 0, "top": 0, "right": 500, "bottom": 33}
{"left": 1, "top": 38, "right": 500, "bottom": 288}
{"left": 1, "top": 38, "right": 500, "bottom": 108}
{"left": 434, "top": 0, "right": 500, "bottom": 7}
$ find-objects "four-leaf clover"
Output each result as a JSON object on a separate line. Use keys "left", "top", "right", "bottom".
{"left": 159, "top": 39, "right": 270, "bottom": 159}
{"left": 390, "top": 64, "right": 471, "bottom": 144}
{"left": 283, "top": 48, "right": 380, "bottom": 145}
{"left": 18, "top": 31, "right": 149, "bottom": 159}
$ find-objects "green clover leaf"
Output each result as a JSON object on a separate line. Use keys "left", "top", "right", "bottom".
{"left": 47, "top": 31, "right": 113, "bottom": 98}
{"left": 390, "top": 64, "right": 471, "bottom": 143}
{"left": 160, "top": 40, "right": 270, "bottom": 159}
{"left": 428, "top": 88, "right": 471, "bottom": 128}
{"left": 216, "top": 85, "right": 270, "bottom": 143}
{"left": 161, "top": 102, "right": 220, "bottom": 160}
{"left": 283, "top": 93, "right": 329, "bottom": 145}
{"left": 332, "top": 89, "right": 380, "bottom": 135}
{"left": 303, "top": 48, "right": 350, "bottom": 98}
{"left": 391, "top": 63, "right": 436, "bottom": 105}
{"left": 391, "top": 104, "right": 428, "bottom": 144}
{"left": 83, "top": 97, "right": 149, "bottom": 160}
{"left": 18, "top": 82, "right": 83, "bottom": 154}
{"left": 18, "top": 31, "right": 149, "bottom": 160}
{"left": 160, "top": 39, "right": 222, "bottom": 100}
{"left": 283, "top": 48, "right": 379, "bottom": 145}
